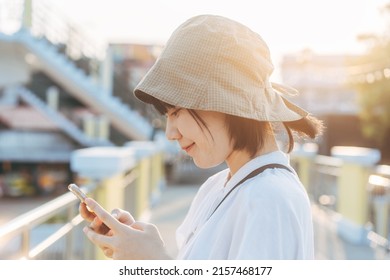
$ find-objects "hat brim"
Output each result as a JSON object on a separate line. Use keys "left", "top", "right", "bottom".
{"left": 135, "top": 85, "right": 309, "bottom": 123}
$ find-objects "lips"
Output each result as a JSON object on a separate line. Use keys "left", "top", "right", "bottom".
{"left": 182, "top": 143, "right": 195, "bottom": 153}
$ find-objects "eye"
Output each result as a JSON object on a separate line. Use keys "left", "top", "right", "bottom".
{"left": 172, "top": 109, "right": 181, "bottom": 116}
{"left": 169, "top": 108, "right": 181, "bottom": 117}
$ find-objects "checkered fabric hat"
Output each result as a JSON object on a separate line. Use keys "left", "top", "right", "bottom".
{"left": 134, "top": 15, "right": 308, "bottom": 122}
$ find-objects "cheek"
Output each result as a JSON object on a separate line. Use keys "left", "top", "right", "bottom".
{"left": 213, "top": 135, "right": 233, "bottom": 158}
{"left": 194, "top": 131, "right": 232, "bottom": 168}
{"left": 177, "top": 114, "right": 201, "bottom": 136}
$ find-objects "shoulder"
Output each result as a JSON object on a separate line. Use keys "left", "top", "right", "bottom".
{"left": 237, "top": 167, "right": 310, "bottom": 211}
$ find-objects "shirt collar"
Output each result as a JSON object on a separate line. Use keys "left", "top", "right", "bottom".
{"left": 224, "top": 150, "right": 291, "bottom": 191}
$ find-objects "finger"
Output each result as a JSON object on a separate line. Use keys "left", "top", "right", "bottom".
{"left": 83, "top": 226, "right": 112, "bottom": 248}
{"left": 111, "top": 208, "right": 135, "bottom": 225}
{"left": 79, "top": 202, "right": 96, "bottom": 222}
{"left": 130, "top": 221, "right": 152, "bottom": 232}
{"left": 90, "top": 215, "right": 112, "bottom": 234}
{"left": 103, "top": 247, "right": 113, "bottom": 258}
{"left": 84, "top": 198, "right": 121, "bottom": 231}
{"left": 89, "top": 217, "right": 103, "bottom": 231}
{"left": 133, "top": 222, "right": 163, "bottom": 240}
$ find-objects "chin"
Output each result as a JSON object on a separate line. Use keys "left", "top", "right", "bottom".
{"left": 193, "top": 158, "right": 224, "bottom": 169}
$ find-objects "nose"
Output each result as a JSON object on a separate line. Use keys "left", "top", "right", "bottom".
{"left": 165, "top": 118, "right": 181, "bottom": 141}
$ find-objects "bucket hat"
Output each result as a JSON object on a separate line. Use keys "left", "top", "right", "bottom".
{"left": 134, "top": 15, "right": 308, "bottom": 122}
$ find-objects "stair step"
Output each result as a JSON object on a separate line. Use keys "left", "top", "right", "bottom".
{"left": 12, "top": 86, "right": 113, "bottom": 147}
{"left": 3, "top": 31, "right": 153, "bottom": 140}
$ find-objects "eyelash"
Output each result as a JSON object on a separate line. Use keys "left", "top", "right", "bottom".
{"left": 169, "top": 108, "right": 181, "bottom": 117}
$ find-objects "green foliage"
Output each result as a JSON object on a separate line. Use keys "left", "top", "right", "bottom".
{"left": 353, "top": 5, "right": 390, "bottom": 146}
{"left": 354, "top": 60, "right": 390, "bottom": 146}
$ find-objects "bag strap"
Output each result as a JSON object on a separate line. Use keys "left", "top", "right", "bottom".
{"left": 208, "top": 163, "right": 292, "bottom": 219}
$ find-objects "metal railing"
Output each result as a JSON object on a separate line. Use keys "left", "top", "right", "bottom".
{"left": 366, "top": 168, "right": 390, "bottom": 253}
{"left": 0, "top": 161, "right": 141, "bottom": 260}
{"left": 6, "top": 29, "right": 153, "bottom": 140}
{"left": 0, "top": 0, "right": 106, "bottom": 60}
{"left": 0, "top": 184, "right": 97, "bottom": 259}
{"left": 298, "top": 153, "right": 390, "bottom": 257}
{"left": 310, "top": 155, "right": 342, "bottom": 212}
{"left": 11, "top": 86, "right": 114, "bottom": 147}
{"left": 2, "top": 148, "right": 388, "bottom": 259}
{"left": 0, "top": 185, "right": 96, "bottom": 259}
{"left": 292, "top": 151, "right": 390, "bottom": 259}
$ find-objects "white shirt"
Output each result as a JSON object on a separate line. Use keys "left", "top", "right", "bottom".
{"left": 176, "top": 151, "right": 314, "bottom": 259}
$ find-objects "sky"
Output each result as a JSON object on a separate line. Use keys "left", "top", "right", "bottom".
{"left": 46, "top": 0, "right": 389, "bottom": 67}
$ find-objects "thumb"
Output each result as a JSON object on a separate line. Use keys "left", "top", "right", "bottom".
{"left": 111, "top": 208, "right": 135, "bottom": 226}
{"left": 130, "top": 221, "right": 147, "bottom": 231}
{"left": 131, "top": 222, "right": 161, "bottom": 237}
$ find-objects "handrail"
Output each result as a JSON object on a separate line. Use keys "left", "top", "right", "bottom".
{"left": 30, "top": 0, "right": 106, "bottom": 60}
{"left": 368, "top": 231, "right": 390, "bottom": 253}
{"left": 0, "top": 0, "right": 106, "bottom": 60}
{"left": 12, "top": 86, "right": 114, "bottom": 146}
{"left": 6, "top": 30, "right": 153, "bottom": 140}
{"left": 0, "top": 162, "right": 141, "bottom": 260}
{"left": 314, "top": 155, "right": 343, "bottom": 167}
{"left": 366, "top": 171, "right": 390, "bottom": 253}
{"left": 0, "top": 184, "right": 97, "bottom": 259}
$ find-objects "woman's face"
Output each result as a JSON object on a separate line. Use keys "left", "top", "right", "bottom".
{"left": 165, "top": 108, "right": 233, "bottom": 169}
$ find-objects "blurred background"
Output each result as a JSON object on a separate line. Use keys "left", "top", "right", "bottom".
{"left": 0, "top": 0, "right": 390, "bottom": 260}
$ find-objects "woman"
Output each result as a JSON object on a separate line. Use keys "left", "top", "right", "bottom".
{"left": 81, "top": 14, "right": 323, "bottom": 260}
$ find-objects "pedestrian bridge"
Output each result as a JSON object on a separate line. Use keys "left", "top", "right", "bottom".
{"left": 0, "top": 143, "right": 389, "bottom": 260}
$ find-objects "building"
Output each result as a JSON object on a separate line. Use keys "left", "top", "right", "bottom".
{"left": 0, "top": 0, "right": 156, "bottom": 196}
{"left": 280, "top": 49, "right": 359, "bottom": 115}
{"left": 280, "top": 49, "right": 375, "bottom": 155}
{"left": 110, "top": 43, "right": 163, "bottom": 119}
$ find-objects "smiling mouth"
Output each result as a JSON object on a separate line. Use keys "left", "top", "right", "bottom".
{"left": 182, "top": 143, "right": 195, "bottom": 153}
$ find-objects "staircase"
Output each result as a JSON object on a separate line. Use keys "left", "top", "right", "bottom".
{"left": 0, "top": 0, "right": 152, "bottom": 142}
{"left": 6, "top": 86, "right": 113, "bottom": 147}
{"left": 9, "top": 30, "right": 153, "bottom": 141}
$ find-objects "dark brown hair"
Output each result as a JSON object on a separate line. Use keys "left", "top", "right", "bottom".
{"left": 224, "top": 115, "right": 272, "bottom": 157}
{"left": 152, "top": 98, "right": 213, "bottom": 139}
{"left": 282, "top": 115, "right": 324, "bottom": 152}
{"left": 149, "top": 97, "right": 324, "bottom": 155}
{"left": 224, "top": 114, "right": 323, "bottom": 156}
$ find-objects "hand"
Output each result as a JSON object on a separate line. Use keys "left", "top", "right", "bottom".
{"left": 82, "top": 198, "right": 171, "bottom": 260}
{"left": 90, "top": 208, "right": 136, "bottom": 257}
{"left": 79, "top": 201, "right": 136, "bottom": 256}
{"left": 80, "top": 202, "right": 135, "bottom": 226}
{"left": 79, "top": 202, "right": 95, "bottom": 222}
{"left": 79, "top": 202, "right": 110, "bottom": 235}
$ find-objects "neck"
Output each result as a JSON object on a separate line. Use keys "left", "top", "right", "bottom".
{"left": 225, "top": 137, "right": 279, "bottom": 177}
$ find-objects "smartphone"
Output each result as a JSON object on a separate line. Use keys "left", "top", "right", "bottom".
{"left": 68, "top": 183, "right": 95, "bottom": 213}
{"left": 68, "top": 183, "right": 88, "bottom": 203}
{"left": 68, "top": 183, "right": 111, "bottom": 233}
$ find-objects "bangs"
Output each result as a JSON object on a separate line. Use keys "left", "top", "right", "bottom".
{"left": 147, "top": 96, "right": 175, "bottom": 115}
